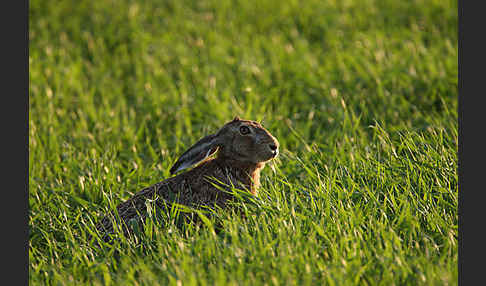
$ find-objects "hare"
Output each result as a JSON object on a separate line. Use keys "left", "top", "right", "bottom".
{"left": 95, "top": 116, "right": 279, "bottom": 240}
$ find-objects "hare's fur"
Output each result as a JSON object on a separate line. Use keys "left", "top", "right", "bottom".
{"left": 96, "top": 117, "right": 279, "bottom": 239}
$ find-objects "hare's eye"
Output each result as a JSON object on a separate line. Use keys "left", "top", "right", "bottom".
{"left": 239, "top": 126, "right": 251, "bottom": 135}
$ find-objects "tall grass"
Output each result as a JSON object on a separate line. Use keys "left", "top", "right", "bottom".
{"left": 29, "top": 0, "right": 457, "bottom": 284}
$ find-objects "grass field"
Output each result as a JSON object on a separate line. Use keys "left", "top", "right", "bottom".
{"left": 29, "top": 0, "right": 458, "bottom": 285}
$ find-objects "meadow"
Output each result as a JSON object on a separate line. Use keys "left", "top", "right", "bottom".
{"left": 29, "top": 0, "right": 458, "bottom": 284}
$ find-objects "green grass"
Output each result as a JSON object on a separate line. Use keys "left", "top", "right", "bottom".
{"left": 29, "top": 0, "right": 458, "bottom": 285}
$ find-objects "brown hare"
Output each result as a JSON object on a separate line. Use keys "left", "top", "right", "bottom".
{"left": 96, "top": 116, "right": 279, "bottom": 240}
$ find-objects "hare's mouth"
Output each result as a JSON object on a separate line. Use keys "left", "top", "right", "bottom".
{"left": 267, "top": 142, "right": 279, "bottom": 159}
{"left": 262, "top": 149, "right": 278, "bottom": 162}
{"left": 270, "top": 149, "right": 279, "bottom": 158}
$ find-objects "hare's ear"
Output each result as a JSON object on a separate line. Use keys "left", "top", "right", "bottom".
{"left": 169, "top": 134, "right": 219, "bottom": 175}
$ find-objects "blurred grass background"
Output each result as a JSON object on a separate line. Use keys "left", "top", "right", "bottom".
{"left": 29, "top": 0, "right": 457, "bottom": 285}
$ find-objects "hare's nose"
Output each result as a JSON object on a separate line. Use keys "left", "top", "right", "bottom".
{"left": 269, "top": 144, "right": 278, "bottom": 151}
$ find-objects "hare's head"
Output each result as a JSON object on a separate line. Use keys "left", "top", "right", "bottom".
{"left": 170, "top": 116, "right": 279, "bottom": 174}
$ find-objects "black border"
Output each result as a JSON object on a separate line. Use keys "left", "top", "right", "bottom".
{"left": 3, "top": 0, "right": 29, "bottom": 284}
{"left": 458, "top": 0, "right": 482, "bottom": 285}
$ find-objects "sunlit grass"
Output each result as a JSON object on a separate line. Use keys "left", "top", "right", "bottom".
{"left": 29, "top": 0, "right": 457, "bottom": 284}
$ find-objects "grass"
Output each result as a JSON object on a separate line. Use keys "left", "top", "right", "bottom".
{"left": 29, "top": 0, "right": 458, "bottom": 285}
